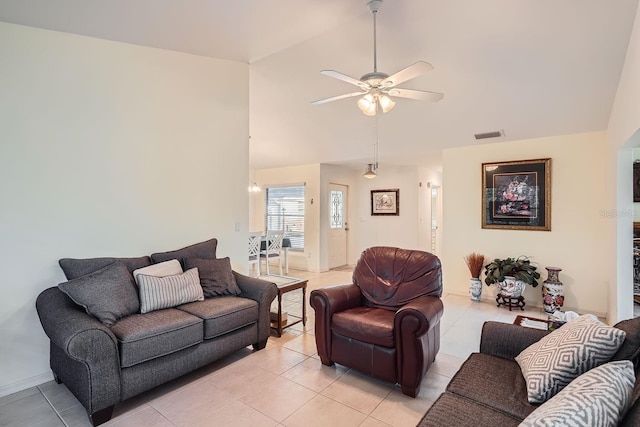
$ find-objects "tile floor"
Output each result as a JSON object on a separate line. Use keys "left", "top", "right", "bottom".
{"left": 0, "top": 268, "right": 550, "bottom": 427}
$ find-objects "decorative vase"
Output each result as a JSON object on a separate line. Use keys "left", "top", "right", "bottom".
{"left": 542, "top": 267, "right": 564, "bottom": 314}
{"left": 498, "top": 276, "right": 527, "bottom": 298}
{"left": 469, "top": 278, "right": 482, "bottom": 302}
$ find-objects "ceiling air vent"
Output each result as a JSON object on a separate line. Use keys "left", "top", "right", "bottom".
{"left": 474, "top": 130, "right": 504, "bottom": 140}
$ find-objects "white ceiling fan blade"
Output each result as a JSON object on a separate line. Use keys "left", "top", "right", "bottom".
{"left": 387, "top": 88, "right": 444, "bottom": 102}
{"left": 320, "top": 70, "right": 368, "bottom": 89}
{"left": 311, "top": 91, "right": 366, "bottom": 105}
{"left": 381, "top": 61, "right": 434, "bottom": 88}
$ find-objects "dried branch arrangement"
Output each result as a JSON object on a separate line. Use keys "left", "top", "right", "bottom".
{"left": 464, "top": 253, "right": 485, "bottom": 278}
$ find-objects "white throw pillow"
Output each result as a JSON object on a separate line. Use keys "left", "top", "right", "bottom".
{"left": 515, "top": 314, "right": 626, "bottom": 404}
{"left": 137, "top": 268, "right": 203, "bottom": 313}
{"left": 133, "top": 259, "right": 183, "bottom": 285}
{"left": 518, "top": 360, "right": 635, "bottom": 427}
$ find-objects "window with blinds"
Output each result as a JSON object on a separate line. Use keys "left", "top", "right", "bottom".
{"left": 265, "top": 185, "right": 305, "bottom": 251}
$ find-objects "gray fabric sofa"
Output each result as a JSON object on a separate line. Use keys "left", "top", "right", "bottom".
{"left": 418, "top": 319, "right": 640, "bottom": 427}
{"left": 35, "top": 239, "right": 278, "bottom": 426}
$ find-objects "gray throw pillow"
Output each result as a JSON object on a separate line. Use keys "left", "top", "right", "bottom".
{"left": 150, "top": 238, "right": 218, "bottom": 268}
{"left": 515, "top": 314, "right": 626, "bottom": 404}
{"left": 58, "top": 261, "right": 140, "bottom": 326}
{"left": 137, "top": 268, "right": 204, "bottom": 313}
{"left": 59, "top": 256, "right": 152, "bottom": 280}
{"left": 184, "top": 257, "right": 241, "bottom": 297}
{"left": 519, "top": 360, "right": 635, "bottom": 427}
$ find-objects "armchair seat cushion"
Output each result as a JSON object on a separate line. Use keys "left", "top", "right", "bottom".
{"left": 111, "top": 309, "right": 203, "bottom": 368}
{"left": 332, "top": 306, "right": 396, "bottom": 347}
{"left": 447, "top": 352, "right": 538, "bottom": 420}
{"left": 177, "top": 296, "right": 258, "bottom": 339}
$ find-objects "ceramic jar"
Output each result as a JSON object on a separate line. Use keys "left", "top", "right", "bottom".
{"left": 542, "top": 267, "right": 564, "bottom": 314}
{"left": 469, "top": 278, "right": 482, "bottom": 302}
{"left": 498, "top": 276, "right": 527, "bottom": 298}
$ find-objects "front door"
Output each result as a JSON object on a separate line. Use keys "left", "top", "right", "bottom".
{"left": 328, "top": 184, "right": 348, "bottom": 268}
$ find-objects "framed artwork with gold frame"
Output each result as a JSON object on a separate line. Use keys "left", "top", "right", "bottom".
{"left": 482, "top": 158, "right": 551, "bottom": 231}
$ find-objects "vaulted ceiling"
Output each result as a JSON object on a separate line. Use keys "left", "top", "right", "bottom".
{"left": 1, "top": 0, "right": 638, "bottom": 171}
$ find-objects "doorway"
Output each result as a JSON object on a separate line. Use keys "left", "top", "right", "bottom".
{"left": 430, "top": 185, "right": 441, "bottom": 255}
{"left": 328, "top": 183, "right": 348, "bottom": 268}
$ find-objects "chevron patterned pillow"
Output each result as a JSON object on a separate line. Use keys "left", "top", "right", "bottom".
{"left": 519, "top": 360, "right": 635, "bottom": 427}
{"left": 515, "top": 314, "right": 626, "bottom": 404}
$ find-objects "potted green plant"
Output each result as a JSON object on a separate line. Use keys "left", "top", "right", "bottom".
{"left": 464, "top": 253, "right": 485, "bottom": 302}
{"left": 484, "top": 256, "right": 540, "bottom": 298}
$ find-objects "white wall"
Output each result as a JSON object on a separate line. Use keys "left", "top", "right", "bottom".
{"left": 442, "top": 132, "right": 609, "bottom": 316}
{"left": 0, "top": 23, "right": 250, "bottom": 396}
{"left": 608, "top": 4, "right": 640, "bottom": 322}
{"left": 253, "top": 164, "right": 321, "bottom": 271}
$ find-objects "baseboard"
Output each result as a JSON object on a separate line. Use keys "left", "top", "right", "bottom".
{"left": 0, "top": 372, "right": 53, "bottom": 399}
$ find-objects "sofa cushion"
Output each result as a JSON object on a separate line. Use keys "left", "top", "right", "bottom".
{"left": 519, "top": 360, "right": 635, "bottom": 427}
{"left": 150, "top": 238, "right": 218, "bottom": 268}
{"left": 59, "top": 256, "right": 152, "bottom": 280}
{"left": 417, "top": 392, "right": 521, "bottom": 427}
{"left": 332, "top": 306, "right": 395, "bottom": 347}
{"left": 446, "top": 352, "right": 538, "bottom": 420}
{"left": 133, "top": 259, "right": 183, "bottom": 283}
{"left": 184, "top": 257, "right": 241, "bottom": 297}
{"left": 612, "top": 317, "right": 640, "bottom": 365}
{"left": 137, "top": 268, "right": 204, "bottom": 314}
{"left": 177, "top": 296, "right": 258, "bottom": 339}
{"left": 58, "top": 261, "right": 140, "bottom": 326}
{"left": 110, "top": 308, "right": 203, "bottom": 368}
{"left": 515, "top": 314, "right": 626, "bottom": 404}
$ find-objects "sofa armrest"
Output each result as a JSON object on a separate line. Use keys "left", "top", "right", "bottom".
{"left": 395, "top": 296, "right": 444, "bottom": 338}
{"left": 310, "top": 284, "right": 362, "bottom": 365}
{"left": 480, "top": 321, "right": 550, "bottom": 360}
{"left": 35, "top": 287, "right": 121, "bottom": 414}
{"left": 233, "top": 271, "right": 278, "bottom": 346}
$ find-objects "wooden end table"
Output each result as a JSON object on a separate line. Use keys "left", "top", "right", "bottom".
{"left": 267, "top": 275, "right": 308, "bottom": 337}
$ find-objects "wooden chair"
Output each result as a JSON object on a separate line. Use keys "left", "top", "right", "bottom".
{"left": 260, "top": 230, "right": 284, "bottom": 276}
{"left": 248, "top": 231, "right": 262, "bottom": 277}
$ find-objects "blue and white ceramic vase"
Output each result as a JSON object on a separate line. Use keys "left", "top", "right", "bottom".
{"left": 542, "top": 267, "right": 564, "bottom": 314}
{"left": 499, "top": 276, "right": 527, "bottom": 298}
{"left": 469, "top": 278, "right": 482, "bottom": 302}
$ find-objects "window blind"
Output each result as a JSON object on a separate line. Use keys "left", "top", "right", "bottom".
{"left": 265, "top": 186, "right": 305, "bottom": 251}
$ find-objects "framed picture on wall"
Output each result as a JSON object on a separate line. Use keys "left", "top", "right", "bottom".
{"left": 482, "top": 158, "right": 551, "bottom": 231}
{"left": 371, "top": 189, "right": 399, "bottom": 216}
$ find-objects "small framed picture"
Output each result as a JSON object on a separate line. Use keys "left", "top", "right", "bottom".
{"left": 482, "top": 158, "right": 551, "bottom": 231}
{"left": 371, "top": 189, "right": 399, "bottom": 216}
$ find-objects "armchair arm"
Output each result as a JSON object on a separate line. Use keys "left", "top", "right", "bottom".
{"left": 234, "top": 271, "right": 278, "bottom": 347}
{"left": 310, "top": 284, "right": 362, "bottom": 365}
{"left": 394, "top": 296, "right": 444, "bottom": 396}
{"left": 479, "top": 321, "right": 550, "bottom": 360}
{"left": 35, "top": 287, "right": 120, "bottom": 414}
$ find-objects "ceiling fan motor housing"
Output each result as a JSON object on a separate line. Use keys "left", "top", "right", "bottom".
{"left": 360, "top": 71, "right": 389, "bottom": 86}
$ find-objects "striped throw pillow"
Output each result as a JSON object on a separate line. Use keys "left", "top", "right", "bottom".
{"left": 515, "top": 314, "right": 626, "bottom": 403}
{"left": 137, "top": 268, "right": 204, "bottom": 313}
{"left": 519, "top": 360, "right": 635, "bottom": 427}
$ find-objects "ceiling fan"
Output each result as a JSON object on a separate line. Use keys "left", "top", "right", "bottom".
{"left": 311, "top": 0, "right": 444, "bottom": 116}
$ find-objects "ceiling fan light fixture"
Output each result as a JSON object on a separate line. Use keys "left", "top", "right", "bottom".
{"left": 358, "top": 94, "right": 378, "bottom": 115}
{"left": 363, "top": 164, "right": 377, "bottom": 179}
{"left": 379, "top": 94, "right": 395, "bottom": 113}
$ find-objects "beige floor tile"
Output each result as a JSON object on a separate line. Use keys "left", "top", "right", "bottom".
{"left": 242, "top": 343, "right": 310, "bottom": 375}
{"left": 0, "top": 386, "right": 40, "bottom": 407}
{"left": 39, "top": 380, "right": 82, "bottom": 412}
{"left": 370, "top": 388, "right": 434, "bottom": 427}
{"left": 282, "top": 394, "right": 368, "bottom": 427}
{"left": 104, "top": 405, "right": 174, "bottom": 427}
{"left": 429, "top": 353, "right": 465, "bottom": 378}
{"left": 440, "top": 324, "right": 482, "bottom": 359}
{"left": 321, "top": 370, "right": 393, "bottom": 414}
{"left": 191, "top": 400, "right": 278, "bottom": 427}
{"left": 207, "top": 361, "right": 278, "bottom": 398}
{"left": 149, "top": 380, "right": 236, "bottom": 426}
{"left": 240, "top": 376, "right": 317, "bottom": 422}
{"left": 0, "top": 392, "right": 62, "bottom": 427}
{"left": 359, "top": 417, "right": 392, "bottom": 427}
{"left": 269, "top": 328, "right": 303, "bottom": 346}
{"left": 281, "top": 356, "right": 349, "bottom": 392}
{"left": 416, "top": 371, "right": 450, "bottom": 402}
{"left": 282, "top": 332, "right": 318, "bottom": 356}
{"left": 58, "top": 404, "right": 93, "bottom": 427}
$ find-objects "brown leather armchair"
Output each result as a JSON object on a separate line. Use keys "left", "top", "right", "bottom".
{"left": 310, "top": 246, "right": 444, "bottom": 397}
